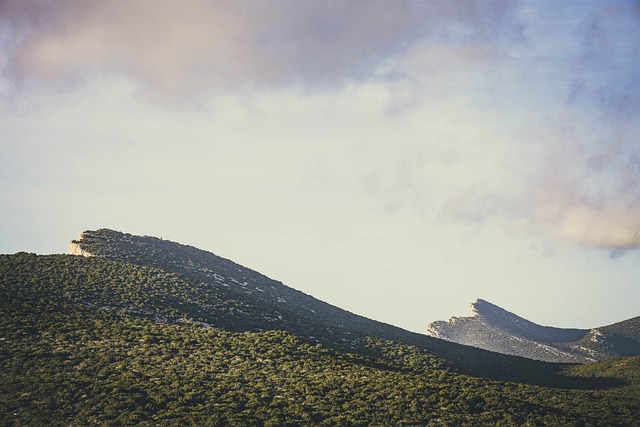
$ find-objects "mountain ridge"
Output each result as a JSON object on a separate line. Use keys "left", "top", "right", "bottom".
{"left": 3, "top": 228, "right": 640, "bottom": 425}
{"left": 67, "top": 228, "right": 606, "bottom": 385}
{"left": 426, "top": 299, "right": 640, "bottom": 363}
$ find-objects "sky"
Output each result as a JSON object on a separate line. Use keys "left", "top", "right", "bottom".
{"left": 1, "top": 0, "right": 639, "bottom": 333}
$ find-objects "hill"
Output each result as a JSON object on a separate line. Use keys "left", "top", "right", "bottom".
{"left": 65, "top": 229, "right": 576, "bottom": 384}
{"left": 426, "top": 299, "right": 640, "bottom": 363}
{"left": 1, "top": 230, "right": 639, "bottom": 425}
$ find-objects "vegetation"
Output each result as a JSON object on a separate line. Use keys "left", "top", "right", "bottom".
{"left": 2, "top": 252, "right": 639, "bottom": 425}
{"left": 68, "top": 229, "right": 622, "bottom": 386}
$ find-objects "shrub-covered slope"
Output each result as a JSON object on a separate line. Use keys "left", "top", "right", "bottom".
{"left": 2, "top": 252, "right": 639, "bottom": 426}
{"left": 68, "top": 229, "right": 575, "bottom": 384}
{"left": 426, "top": 299, "right": 640, "bottom": 363}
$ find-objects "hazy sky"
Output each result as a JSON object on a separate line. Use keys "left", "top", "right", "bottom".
{"left": 2, "top": 0, "right": 639, "bottom": 333}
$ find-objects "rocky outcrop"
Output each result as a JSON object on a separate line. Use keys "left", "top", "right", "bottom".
{"left": 69, "top": 235, "right": 93, "bottom": 257}
{"left": 427, "top": 299, "right": 640, "bottom": 363}
{"left": 426, "top": 299, "right": 605, "bottom": 363}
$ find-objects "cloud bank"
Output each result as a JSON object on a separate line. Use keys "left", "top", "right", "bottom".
{"left": 0, "top": 0, "right": 521, "bottom": 99}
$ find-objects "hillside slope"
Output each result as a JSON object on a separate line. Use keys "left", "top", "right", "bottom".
{"left": 67, "top": 229, "right": 575, "bottom": 384}
{"left": 2, "top": 252, "right": 639, "bottom": 426}
{"left": 426, "top": 299, "right": 640, "bottom": 363}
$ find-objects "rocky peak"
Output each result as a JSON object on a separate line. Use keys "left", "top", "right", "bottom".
{"left": 69, "top": 233, "right": 93, "bottom": 257}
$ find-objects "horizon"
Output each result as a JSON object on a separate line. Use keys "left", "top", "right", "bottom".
{"left": 2, "top": 0, "right": 639, "bottom": 333}
{"left": 5, "top": 225, "right": 638, "bottom": 333}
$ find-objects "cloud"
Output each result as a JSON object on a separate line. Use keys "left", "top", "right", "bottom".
{"left": 0, "top": 0, "right": 520, "bottom": 101}
{"left": 517, "top": 116, "right": 640, "bottom": 252}
{"left": 432, "top": 108, "right": 640, "bottom": 253}
{"left": 386, "top": 1, "right": 640, "bottom": 253}
{"left": 556, "top": 201, "right": 640, "bottom": 250}
{"left": 515, "top": 2, "right": 640, "bottom": 252}
{"left": 569, "top": 1, "right": 640, "bottom": 117}
{"left": 3, "top": 0, "right": 639, "bottom": 255}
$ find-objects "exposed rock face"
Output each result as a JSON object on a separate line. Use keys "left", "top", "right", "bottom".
{"left": 69, "top": 234, "right": 93, "bottom": 257}
{"left": 426, "top": 299, "right": 640, "bottom": 363}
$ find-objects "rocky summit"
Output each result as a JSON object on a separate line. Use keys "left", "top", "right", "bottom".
{"left": 426, "top": 299, "right": 640, "bottom": 363}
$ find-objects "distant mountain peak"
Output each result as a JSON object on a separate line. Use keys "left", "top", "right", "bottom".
{"left": 470, "top": 298, "right": 507, "bottom": 316}
{"left": 472, "top": 298, "right": 498, "bottom": 309}
{"left": 427, "top": 299, "right": 640, "bottom": 363}
{"left": 468, "top": 299, "right": 542, "bottom": 333}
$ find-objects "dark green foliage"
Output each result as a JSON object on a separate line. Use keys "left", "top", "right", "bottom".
{"left": 68, "top": 229, "right": 614, "bottom": 386}
{"left": 2, "top": 252, "right": 640, "bottom": 426}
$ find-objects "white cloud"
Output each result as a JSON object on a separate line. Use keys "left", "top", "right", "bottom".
{"left": 557, "top": 201, "right": 640, "bottom": 249}
{"left": 509, "top": 115, "right": 640, "bottom": 252}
